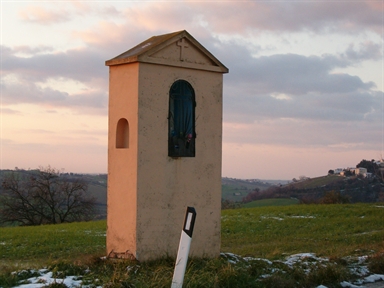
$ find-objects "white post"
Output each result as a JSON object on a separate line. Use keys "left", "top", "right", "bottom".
{"left": 171, "top": 207, "right": 197, "bottom": 288}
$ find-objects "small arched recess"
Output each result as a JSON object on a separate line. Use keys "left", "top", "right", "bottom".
{"left": 116, "top": 118, "right": 129, "bottom": 148}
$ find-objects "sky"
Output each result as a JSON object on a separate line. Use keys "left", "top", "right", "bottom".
{"left": 1, "top": 0, "right": 383, "bottom": 180}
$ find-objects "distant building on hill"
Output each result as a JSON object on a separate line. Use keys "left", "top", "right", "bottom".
{"left": 332, "top": 159, "right": 383, "bottom": 179}
{"left": 353, "top": 167, "right": 368, "bottom": 177}
{"left": 334, "top": 168, "right": 343, "bottom": 174}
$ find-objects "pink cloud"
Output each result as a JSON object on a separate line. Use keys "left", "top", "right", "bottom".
{"left": 68, "top": 1, "right": 382, "bottom": 58}
{"left": 71, "top": 21, "right": 128, "bottom": 46}
{"left": 70, "top": 4, "right": 195, "bottom": 55}
{"left": 19, "top": 6, "right": 71, "bottom": 24}
{"left": 0, "top": 107, "right": 21, "bottom": 115}
{"left": 122, "top": 3, "right": 195, "bottom": 32}
{"left": 205, "top": 1, "right": 381, "bottom": 34}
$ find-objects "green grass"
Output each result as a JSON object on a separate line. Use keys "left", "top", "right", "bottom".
{"left": 1, "top": 203, "right": 384, "bottom": 287}
{"left": 221, "top": 203, "right": 384, "bottom": 259}
{"left": 0, "top": 254, "right": 360, "bottom": 288}
{"left": 242, "top": 198, "right": 300, "bottom": 208}
{"left": 0, "top": 221, "right": 106, "bottom": 269}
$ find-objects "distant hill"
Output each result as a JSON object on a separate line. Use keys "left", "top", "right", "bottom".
{"left": 221, "top": 177, "right": 286, "bottom": 201}
{"left": 86, "top": 176, "right": 285, "bottom": 205}
{"left": 0, "top": 170, "right": 286, "bottom": 214}
{"left": 286, "top": 175, "right": 343, "bottom": 189}
{"left": 250, "top": 174, "right": 383, "bottom": 204}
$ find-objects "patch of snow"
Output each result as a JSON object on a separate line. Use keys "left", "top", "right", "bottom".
{"left": 340, "top": 281, "right": 361, "bottom": 288}
{"left": 126, "top": 265, "right": 140, "bottom": 274}
{"left": 354, "top": 231, "right": 380, "bottom": 236}
{"left": 350, "top": 265, "right": 369, "bottom": 277}
{"left": 358, "top": 256, "right": 369, "bottom": 264}
{"left": 220, "top": 252, "right": 243, "bottom": 264}
{"left": 15, "top": 269, "right": 84, "bottom": 288}
{"left": 10, "top": 252, "right": 383, "bottom": 288}
{"left": 353, "top": 279, "right": 365, "bottom": 286}
{"left": 243, "top": 256, "right": 273, "bottom": 265}
{"left": 284, "top": 253, "right": 328, "bottom": 267}
{"left": 364, "top": 274, "right": 384, "bottom": 283}
{"left": 221, "top": 252, "right": 383, "bottom": 287}
{"left": 261, "top": 216, "right": 284, "bottom": 221}
{"left": 259, "top": 274, "right": 272, "bottom": 279}
{"left": 260, "top": 215, "right": 316, "bottom": 221}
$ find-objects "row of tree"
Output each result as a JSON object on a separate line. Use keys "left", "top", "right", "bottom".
{"left": 0, "top": 166, "right": 96, "bottom": 226}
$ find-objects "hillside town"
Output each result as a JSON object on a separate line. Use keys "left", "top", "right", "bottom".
{"left": 330, "top": 159, "right": 384, "bottom": 178}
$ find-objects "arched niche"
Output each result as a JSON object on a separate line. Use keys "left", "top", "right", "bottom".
{"left": 116, "top": 118, "right": 129, "bottom": 148}
{"left": 168, "top": 79, "right": 196, "bottom": 157}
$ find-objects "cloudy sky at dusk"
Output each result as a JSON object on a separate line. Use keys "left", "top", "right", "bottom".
{"left": 1, "top": 1, "right": 383, "bottom": 180}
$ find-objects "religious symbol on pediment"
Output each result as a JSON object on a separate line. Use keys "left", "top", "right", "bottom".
{"left": 177, "top": 38, "right": 188, "bottom": 61}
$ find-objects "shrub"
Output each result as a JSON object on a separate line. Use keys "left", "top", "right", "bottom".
{"left": 320, "top": 191, "right": 350, "bottom": 204}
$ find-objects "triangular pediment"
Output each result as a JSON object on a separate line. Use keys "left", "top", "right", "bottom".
{"left": 106, "top": 30, "right": 228, "bottom": 73}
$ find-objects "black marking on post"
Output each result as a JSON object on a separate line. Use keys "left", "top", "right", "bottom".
{"left": 182, "top": 206, "right": 196, "bottom": 238}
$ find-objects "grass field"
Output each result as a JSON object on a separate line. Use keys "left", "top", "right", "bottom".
{"left": 0, "top": 221, "right": 106, "bottom": 267}
{"left": 1, "top": 203, "right": 384, "bottom": 287}
{"left": 242, "top": 198, "right": 300, "bottom": 208}
{"left": 221, "top": 204, "right": 384, "bottom": 259}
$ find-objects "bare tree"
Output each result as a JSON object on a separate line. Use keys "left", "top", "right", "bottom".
{"left": 0, "top": 166, "right": 96, "bottom": 226}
